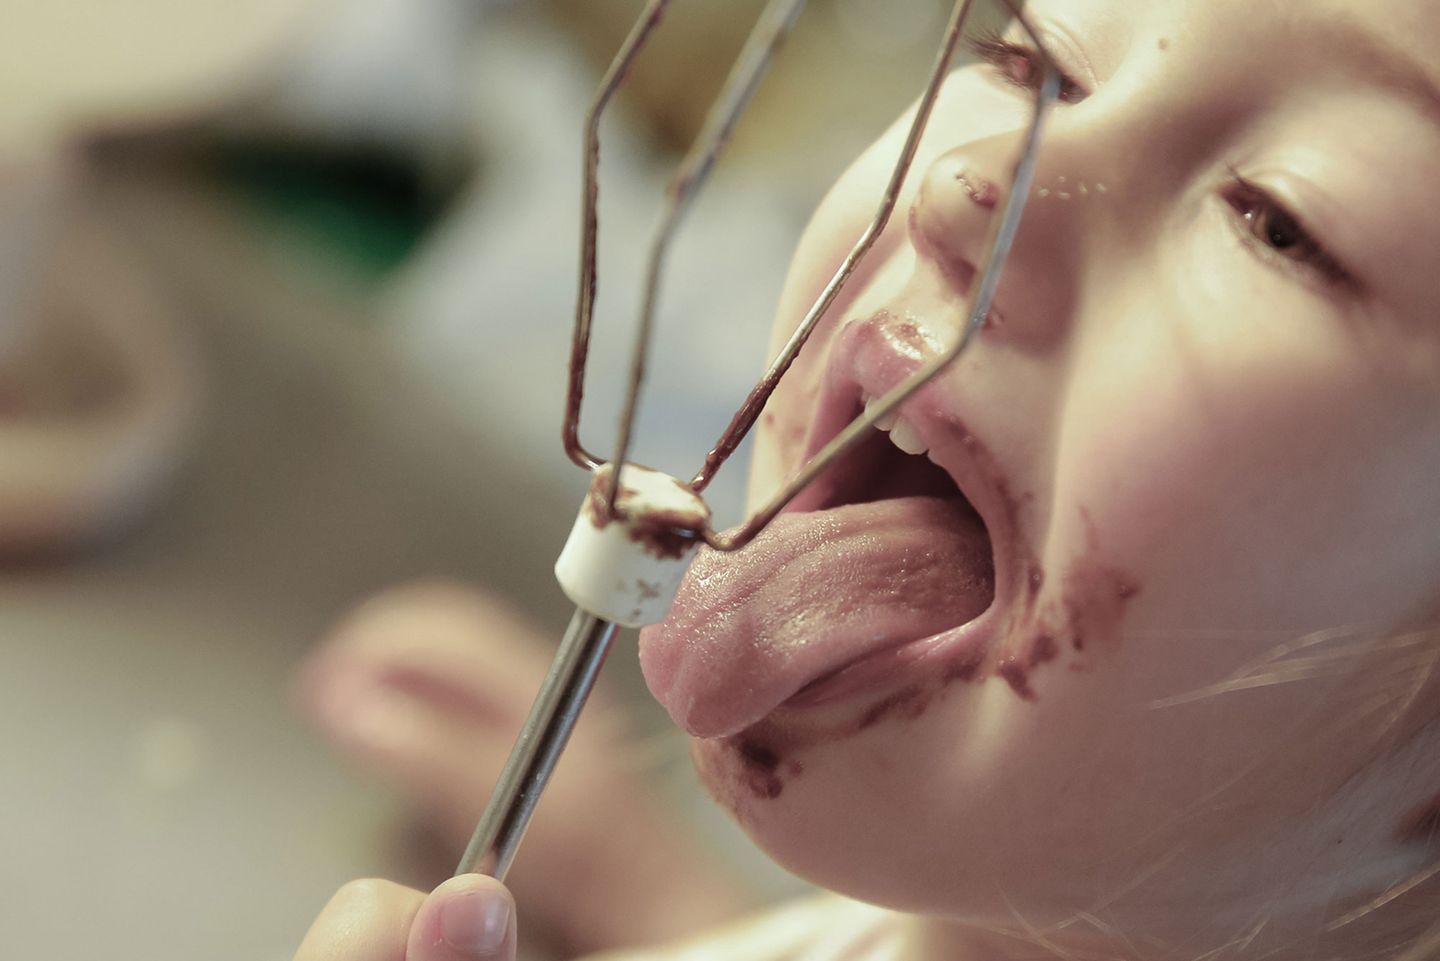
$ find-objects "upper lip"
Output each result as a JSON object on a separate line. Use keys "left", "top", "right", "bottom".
{"left": 786, "top": 310, "right": 1022, "bottom": 618}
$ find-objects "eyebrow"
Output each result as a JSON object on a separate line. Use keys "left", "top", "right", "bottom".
{"left": 1312, "top": 12, "right": 1440, "bottom": 127}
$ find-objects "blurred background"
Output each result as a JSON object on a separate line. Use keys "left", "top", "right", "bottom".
{"left": 0, "top": 1, "right": 950, "bottom": 957}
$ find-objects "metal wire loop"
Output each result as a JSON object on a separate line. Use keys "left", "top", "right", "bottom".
{"left": 563, "top": 0, "right": 1061, "bottom": 549}
{"left": 563, "top": 0, "right": 807, "bottom": 499}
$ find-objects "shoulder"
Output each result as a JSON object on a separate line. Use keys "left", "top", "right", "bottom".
{"left": 577, "top": 895, "right": 900, "bottom": 961}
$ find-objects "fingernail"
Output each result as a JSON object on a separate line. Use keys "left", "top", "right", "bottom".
{"left": 439, "top": 881, "right": 512, "bottom": 956}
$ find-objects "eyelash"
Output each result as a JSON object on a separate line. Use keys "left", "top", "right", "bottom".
{"left": 968, "top": 31, "right": 1355, "bottom": 292}
{"left": 966, "top": 29, "right": 1088, "bottom": 104}
{"left": 1220, "top": 172, "right": 1354, "bottom": 289}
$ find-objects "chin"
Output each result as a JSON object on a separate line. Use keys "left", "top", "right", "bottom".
{"left": 683, "top": 687, "right": 1044, "bottom": 918}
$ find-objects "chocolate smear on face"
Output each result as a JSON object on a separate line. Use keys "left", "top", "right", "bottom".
{"left": 996, "top": 633, "right": 1059, "bottom": 700}
{"left": 982, "top": 504, "right": 1140, "bottom": 698}
{"left": 856, "top": 684, "right": 927, "bottom": 731}
{"left": 735, "top": 737, "right": 786, "bottom": 800}
{"left": 697, "top": 416, "right": 1144, "bottom": 804}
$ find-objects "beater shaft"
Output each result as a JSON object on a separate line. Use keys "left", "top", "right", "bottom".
{"left": 455, "top": 609, "right": 618, "bottom": 880}
{"left": 459, "top": 0, "right": 1060, "bottom": 885}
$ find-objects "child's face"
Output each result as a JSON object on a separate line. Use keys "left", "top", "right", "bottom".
{"left": 643, "top": 0, "right": 1440, "bottom": 944}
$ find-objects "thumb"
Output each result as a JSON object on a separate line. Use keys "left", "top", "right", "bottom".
{"left": 407, "top": 874, "right": 518, "bottom": 961}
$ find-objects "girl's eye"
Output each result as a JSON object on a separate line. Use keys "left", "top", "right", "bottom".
{"left": 1222, "top": 177, "right": 1353, "bottom": 288}
{"left": 967, "top": 30, "right": 1087, "bottom": 104}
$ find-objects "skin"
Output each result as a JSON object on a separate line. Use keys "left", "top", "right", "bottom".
{"left": 294, "top": 584, "right": 750, "bottom": 956}
{"left": 298, "top": 0, "right": 1440, "bottom": 959}
{"left": 650, "top": 0, "right": 1440, "bottom": 957}
{"left": 292, "top": 874, "right": 516, "bottom": 961}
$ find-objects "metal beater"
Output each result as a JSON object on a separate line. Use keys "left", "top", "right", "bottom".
{"left": 456, "top": 0, "right": 1061, "bottom": 881}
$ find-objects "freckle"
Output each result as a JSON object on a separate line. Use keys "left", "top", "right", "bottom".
{"left": 1158, "top": 37, "right": 1170, "bottom": 51}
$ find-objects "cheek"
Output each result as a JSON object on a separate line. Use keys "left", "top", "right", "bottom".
{"left": 1057, "top": 304, "right": 1440, "bottom": 634}
{"left": 683, "top": 712, "right": 1013, "bottom": 913}
{"left": 762, "top": 117, "right": 917, "bottom": 353}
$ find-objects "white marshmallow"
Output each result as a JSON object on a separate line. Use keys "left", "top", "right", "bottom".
{"left": 554, "top": 463, "right": 711, "bottom": 628}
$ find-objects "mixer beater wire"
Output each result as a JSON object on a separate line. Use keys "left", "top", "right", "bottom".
{"left": 457, "top": 0, "right": 1060, "bottom": 882}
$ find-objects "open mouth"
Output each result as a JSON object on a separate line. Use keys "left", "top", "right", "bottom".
{"left": 639, "top": 317, "right": 1008, "bottom": 739}
{"left": 775, "top": 398, "right": 998, "bottom": 706}
{"left": 791, "top": 398, "right": 991, "bottom": 533}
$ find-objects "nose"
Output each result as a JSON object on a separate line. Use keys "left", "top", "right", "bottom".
{"left": 909, "top": 140, "right": 1007, "bottom": 275}
{"left": 907, "top": 131, "right": 1087, "bottom": 352}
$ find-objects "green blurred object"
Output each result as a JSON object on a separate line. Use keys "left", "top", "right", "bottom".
{"left": 207, "top": 140, "right": 463, "bottom": 284}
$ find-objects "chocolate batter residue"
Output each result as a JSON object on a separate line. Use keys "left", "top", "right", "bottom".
{"left": 715, "top": 735, "right": 806, "bottom": 803}
{"left": 584, "top": 478, "right": 639, "bottom": 527}
{"left": 736, "top": 738, "right": 785, "bottom": 799}
{"left": 996, "top": 633, "right": 1058, "bottom": 700}
{"left": 697, "top": 379, "right": 780, "bottom": 489}
{"left": 583, "top": 472, "right": 706, "bottom": 560}
{"left": 1062, "top": 563, "right": 1139, "bottom": 653}
{"left": 735, "top": 501, "right": 1136, "bottom": 786}
{"left": 984, "top": 505, "right": 1140, "bottom": 696}
{"left": 856, "top": 684, "right": 927, "bottom": 731}
{"left": 703, "top": 404, "right": 1143, "bottom": 802}
{"left": 625, "top": 507, "right": 704, "bottom": 560}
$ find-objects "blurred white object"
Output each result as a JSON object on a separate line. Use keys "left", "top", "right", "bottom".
{"left": 0, "top": 0, "right": 332, "bottom": 157}
{"left": 0, "top": 171, "right": 200, "bottom": 554}
{"left": 1, "top": 0, "right": 496, "bottom": 158}
{"left": 255, "top": 0, "right": 487, "bottom": 155}
{"left": 0, "top": 159, "right": 60, "bottom": 353}
{"left": 0, "top": 0, "right": 350, "bottom": 552}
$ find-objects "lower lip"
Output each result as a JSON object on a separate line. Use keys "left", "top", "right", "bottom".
{"left": 780, "top": 605, "right": 998, "bottom": 711}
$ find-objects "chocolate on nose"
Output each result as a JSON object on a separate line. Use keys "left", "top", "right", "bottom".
{"left": 908, "top": 150, "right": 1006, "bottom": 290}
{"left": 954, "top": 169, "right": 1000, "bottom": 209}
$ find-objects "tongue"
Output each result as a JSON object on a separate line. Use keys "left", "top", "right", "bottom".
{"left": 638, "top": 496, "right": 993, "bottom": 738}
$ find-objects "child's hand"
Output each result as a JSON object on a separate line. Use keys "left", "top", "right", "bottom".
{"left": 296, "top": 580, "right": 751, "bottom": 953}
{"left": 292, "top": 874, "right": 516, "bottom": 961}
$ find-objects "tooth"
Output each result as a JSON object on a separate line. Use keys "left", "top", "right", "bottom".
{"left": 864, "top": 397, "right": 899, "bottom": 432}
{"left": 889, "top": 419, "right": 928, "bottom": 455}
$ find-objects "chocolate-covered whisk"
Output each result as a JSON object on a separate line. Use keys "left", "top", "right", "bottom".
{"left": 456, "top": 0, "right": 1060, "bottom": 881}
